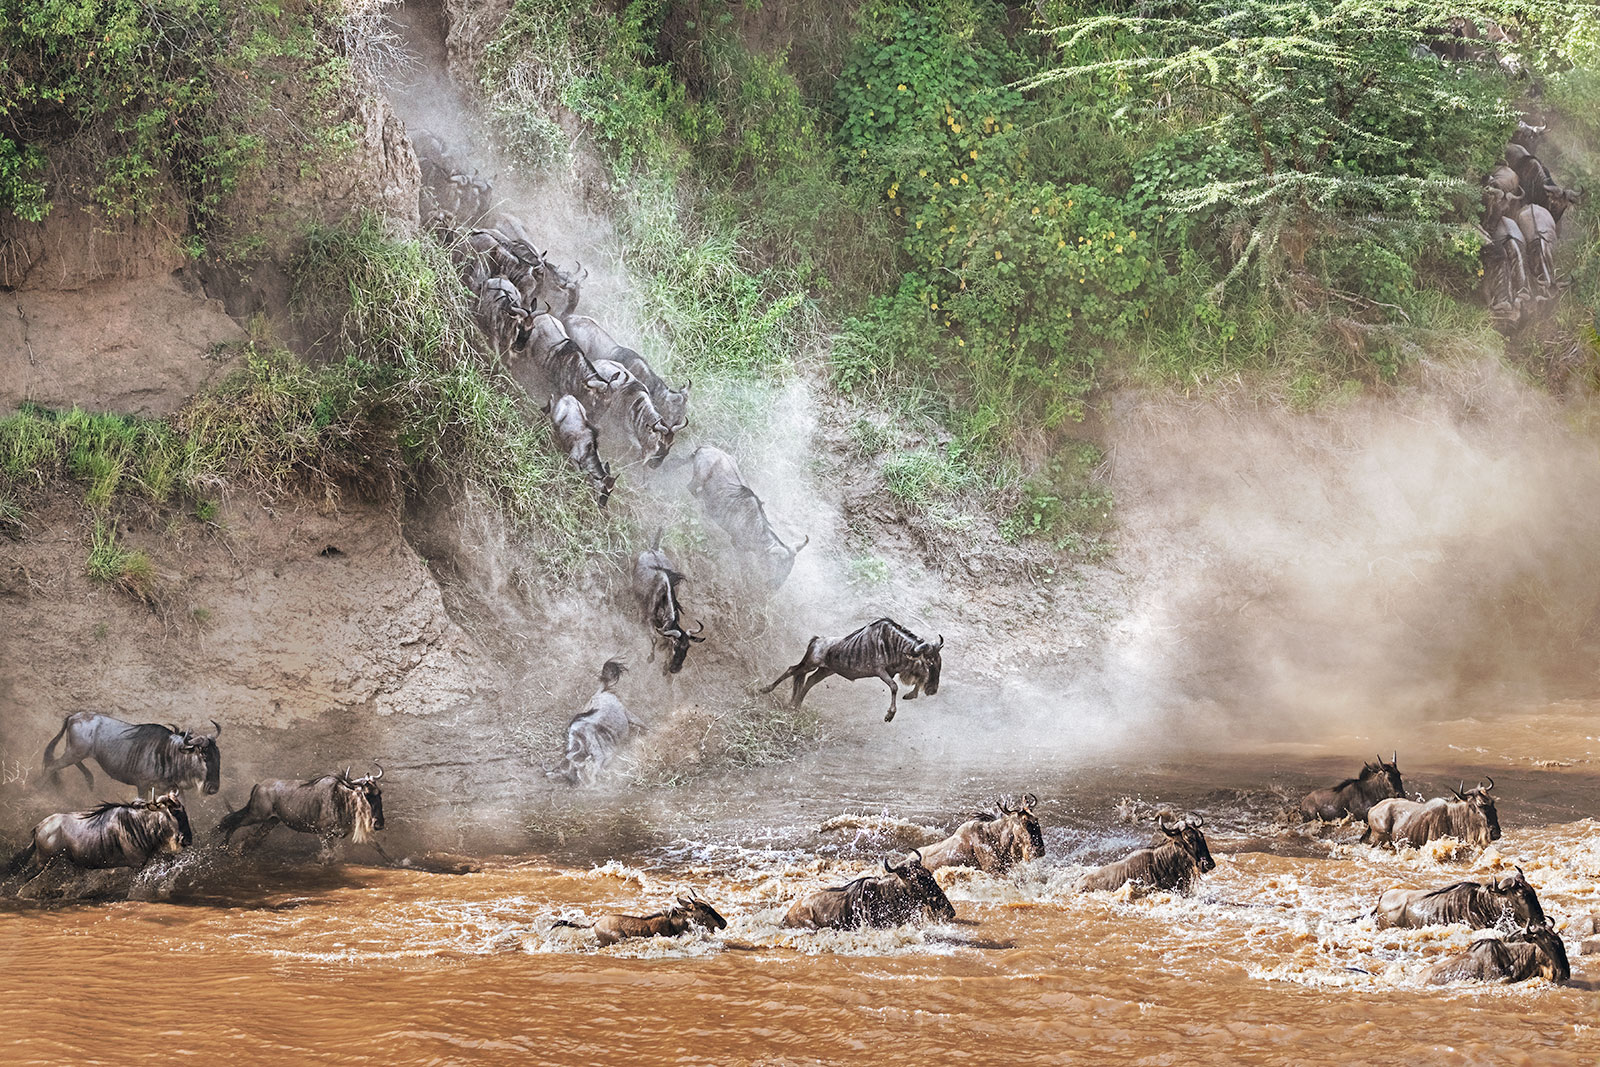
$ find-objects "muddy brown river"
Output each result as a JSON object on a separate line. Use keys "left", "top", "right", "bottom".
{"left": 5, "top": 700, "right": 1600, "bottom": 1064}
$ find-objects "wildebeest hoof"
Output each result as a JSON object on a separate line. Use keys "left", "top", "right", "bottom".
{"left": 883, "top": 710, "right": 896, "bottom": 722}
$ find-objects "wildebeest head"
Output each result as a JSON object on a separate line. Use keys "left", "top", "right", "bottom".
{"left": 1452, "top": 778, "right": 1500, "bottom": 841}
{"left": 997, "top": 793, "right": 1045, "bottom": 862}
{"left": 150, "top": 791, "right": 193, "bottom": 849}
{"left": 887, "top": 849, "right": 956, "bottom": 922}
{"left": 646, "top": 414, "right": 688, "bottom": 470}
{"left": 675, "top": 890, "right": 727, "bottom": 933}
{"left": 659, "top": 617, "right": 706, "bottom": 674}
{"left": 1364, "top": 752, "right": 1404, "bottom": 799}
{"left": 1493, "top": 866, "right": 1545, "bottom": 927}
{"left": 912, "top": 634, "right": 944, "bottom": 696}
{"left": 338, "top": 761, "right": 386, "bottom": 835}
{"left": 177, "top": 720, "right": 222, "bottom": 794}
{"left": 1159, "top": 812, "right": 1215, "bottom": 873}
{"left": 1512, "top": 921, "right": 1570, "bottom": 983}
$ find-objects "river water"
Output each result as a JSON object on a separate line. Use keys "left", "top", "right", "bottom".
{"left": 4, "top": 699, "right": 1600, "bottom": 1064}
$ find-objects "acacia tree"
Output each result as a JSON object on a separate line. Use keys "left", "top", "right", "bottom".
{"left": 1027, "top": 1, "right": 1581, "bottom": 304}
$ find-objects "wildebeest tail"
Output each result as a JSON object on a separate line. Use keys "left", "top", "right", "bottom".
{"left": 41, "top": 716, "right": 70, "bottom": 778}
{"left": 5, "top": 843, "right": 37, "bottom": 878}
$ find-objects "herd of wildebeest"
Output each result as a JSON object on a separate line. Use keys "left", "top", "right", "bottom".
{"left": 1481, "top": 123, "right": 1581, "bottom": 329}
{"left": 1, "top": 712, "right": 1573, "bottom": 986}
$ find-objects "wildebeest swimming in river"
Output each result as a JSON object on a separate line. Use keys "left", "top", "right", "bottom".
{"left": 687, "top": 445, "right": 808, "bottom": 588}
{"left": 217, "top": 762, "right": 389, "bottom": 861}
{"left": 782, "top": 849, "right": 955, "bottom": 930}
{"left": 1375, "top": 867, "right": 1544, "bottom": 930}
{"left": 6, "top": 793, "right": 192, "bottom": 886}
{"left": 42, "top": 712, "right": 222, "bottom": 797}
{"left": 919, "top": 795, "right": 1045, "bottom": 874}
{"left": 1077, "top": 813, "right": 1215, "bottom": 894}
{"left": 760, "top": 617, "right": 942, "bottom": 722}
{"left": 1423, "top": 922, "right": 1570, "bottom": 985}
{"left": 549, "top": 659, "right": 642, "bottom": 786}
{"left": 633, "top": 530, "right": 705, "bottom": 674}
{"left": 1298, "top": 753, "right": 1404, "bottom": 823}
{"left": 552, "top": 890, "right": 727, "bottom": 946}
{"left": 1363, "top": 778, "right": 1500, "bottom": 849}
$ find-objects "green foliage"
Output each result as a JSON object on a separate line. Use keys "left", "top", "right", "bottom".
{"left": 86, "top": 519, "right": 156, "bottom": 603}
{"left": 0, "top": 0, "right": 353, "bottom": 244}
{"left": 999, "top": 442, "right": 1114, "bottom": 559}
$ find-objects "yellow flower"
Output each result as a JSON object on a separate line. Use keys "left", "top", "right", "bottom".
{"left": 970, "top": 150, "right": 978, "bottom": 160}
{"left": 931, "top": 302, "right": 938, "bottom": 309}
{"left": 1128, "top": 230, "right": 1137, "bottom": 239}
{"left": 916, "top": 220, "right": 923, "bottom": 229}
{"left": 1066, "top": 199, "right": 1073, "bottom": 208}
{"left": 897, "top": 84, "right": 907, "bottom": 91}
{"left": 957, "top": 338, "right": 964, "bottom": 346}
{"left": 952, "top": 123, "right": 962, "bottom": 133}
{"left": 888, "top": 189, "right": 896, "bottom": 198}
{"left": 950, "top": 177, "right": 959, "bottom": 186}
{"left": 1031, "top": 207, "right": 1040, "bottom": 215}
{"left": 1057, "top": 239, "right": 1065, "bottom": 248}
{"left": 994, "top": 251, "right": 1002, "bottom": 260}
{"left": 960, "top": 172, "right": 969, "bottom": 182}
{"left": 919, "top": 168, "right": 927, "bottom": 177}
{"left": 1116, "top": 245, "right": 1123, "bottom": 253}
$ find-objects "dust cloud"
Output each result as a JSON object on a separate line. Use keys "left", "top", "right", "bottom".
{"left": 1098, "top": 358, "right": 1600, "bottom": 745}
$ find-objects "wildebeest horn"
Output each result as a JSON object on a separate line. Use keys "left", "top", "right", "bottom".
{"left": 1453, "top": 782, "right": 1467, "bottom": 800}
{"left": 1022, "top": 793, "right": 1037, "bottom": 811}
{"left": 1186, "top": 813, "right": 1204, "bottom": 828}
{"left": 1157, "top": 813, "right": 1178, "bottom": 832}
{"left": 1480, "top": 776, "right": 1493, "bottom": 792}
{"left": 370, "top": 760, "right": 384, "bottom": 782}
{"left": 344, "top": 765, "right": 353, "bottom": 781}
{"left": 794, "top": 535, "right": 810, "bottom": 554}
{"left": 1392, "top": 751, "right": 1397, "bottom": 766}
{"left": 689, "top": 619, "right": 705, "bottom": 636}
{"left": 209, "top": 719, "right": 221, "bottom": 739}
{"left": 909, "top": 848, "right": 923, "bottom": 866}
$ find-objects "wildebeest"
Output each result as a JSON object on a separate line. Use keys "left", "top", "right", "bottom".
{"left": 562, "top": 314, "right": 690, "bottom": 455}
{"left": 608, "top": 381, "right": 674, "bottom": 467}
{"left": 1077, "top": 813, "right": 1215, "bottom": 894}
{"left": 552, "top": 891, "right": 727, "bottom": 946}
{"left": 1512, "top": 203, "right": 1559, "bottom": 309}
{"left": 760, "top": 617, "right": 942, "bottom": 722}
{"left": 546, "top": 394, "right": 618, "bottom": 507}
{"left": 1298, "top": 754, "right": 1405, "bottom": 823}
{"left": 6, "top": 793, "right": 192, "bottom": 885}
{"left": 471, "top": 272, "right": 533, "bottom": 360}
{"left": 1375, "top": 867, "right": 1545, "bottom": 930}
{"left": 549, "top": 659, "right": 640, "bottom": 786}
{"left": 1505, "top": 144, "right": 1580, "bottom": 227}
{"left": 513, "top": 312, "right": 607, "bottom": 407}
{"left": 1482, "top": 214, "right": 1530, "bottom": 324}
{"left": 687, "top": 445, "right": 808, "bottom": 587}
{"left": 782, "top": 849, "right": 956, "bottom": 929}
{"left": 919, "top": 794, "right": 1045, "bottom": 873}
{"left": 216, "top": 762, "right": 388, "bottom": 860}
{"left": 1363, "top": 778, "right": 1500, "bottom": 849}
{"left": 42, "top": 712, "right": 222, "bottom": 797}
{"left": 633, "top": 530, "right": 705, "bottom": 674}
{"left": 1423, "top": 922, "right": 1570, "bottom": 985}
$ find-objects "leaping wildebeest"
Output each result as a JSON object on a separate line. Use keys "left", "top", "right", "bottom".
{"left": 1077, "top": 813, "right": 1215, "bottom": 894}
{"left": 549, "top": 659, "right": 641, "bottom": 786}
{"left": 919, "top": 794, "right": 1045, "bottom": 873}
{"left": 633, "top": 530, "right": 705, "bottom": 674}
{"left": 760, "top": 617, "right": 942, "bottom": 722}
{"left": 687, "top": 445, "right": 808, "bottom": 587}
{"left": 1298, "top": 754, "right": 1405, "bottom": 823}
{"left": 1423, "top": 922, "right": 1570, "bottom": 986}
{"left": 1362, "top": 778, "right": 1500, "bottom": 849}
{"left": 6, "top": 793, "right": 192, "bottom": 886}
{"left": 552, "top": 891, "right": 728, "bottom": 946}
{"left": 216, "top": 762, "right": 388, "bottom": 861}
{"left": 781, "top": 849, "right": 956, "bottom": 929}
{"left": 1374, "top": 867, "right": 1544, "bottom": 930}
{"left": 42, "top": 712, "right": 222, "bottom": 797}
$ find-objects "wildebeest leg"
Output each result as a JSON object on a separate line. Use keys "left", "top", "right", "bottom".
{"left": 759, "top": 661, "right": 805, "bottom": 696}
{"left": 878, "top": 670, "right": 900, "bottom": 722}
{"left": 367, "top": 840, "right": 396, "bottom": 866}
{"left": 16, "top": 853, "right": 55, "bottom": 889}
{"left": 241, "top": 818, "right": 279, "bottom": 854}
{"left": 794, "top": 668, "right": 836, "bottom": 708}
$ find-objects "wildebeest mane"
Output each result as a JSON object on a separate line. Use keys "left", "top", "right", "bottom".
{"left": 331, "top": 779, "right": 376, "bottom": 843}
{"left": 1420, "top": 879, "right": 1483, "bottom": 901}
{"left": 82, "top": 802, "right": 159, "bottom": 854}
